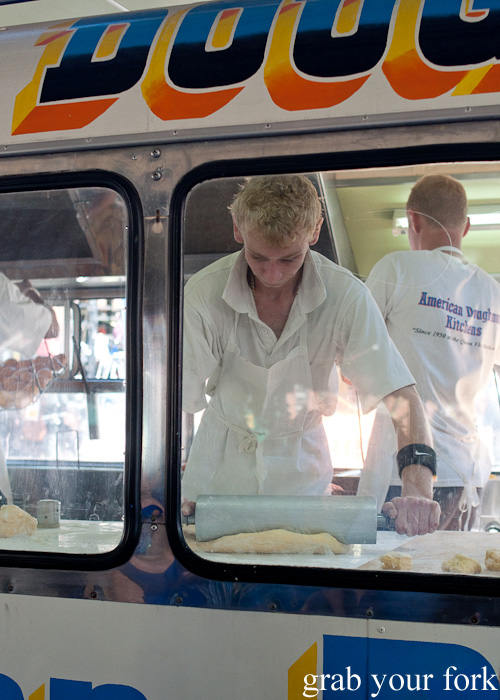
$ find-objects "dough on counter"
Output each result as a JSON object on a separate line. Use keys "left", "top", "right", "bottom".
{"left": 484, "top": 549, "right": 500, "bottom": 571}
{"left": 0, "top": 504, "right": 37, "bottom": 537}
{"left": 380, "top": 552, "right": 413, "bottom": 571}
{"left": 442, "top": 553, "right": 482, "bottom": 574}
{"left": 183, "top": 525, "right": 351, "bottom": 554}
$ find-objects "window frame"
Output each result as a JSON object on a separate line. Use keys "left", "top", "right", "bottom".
{"left": 168, "top": 141, "right": 500, "bottom": 597}
{"left": 0, "top": 170, "right": 142, "bottom": 571}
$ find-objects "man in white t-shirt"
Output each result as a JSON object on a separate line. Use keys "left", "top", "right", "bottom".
{"left": 358, "top": 174, "right": 500, "bottom": 530}
{"left": 182, "top": 174, "right": 441, "bottom": 536}
{"left": 0, "top": 275, "right": 58, "bottom": 503}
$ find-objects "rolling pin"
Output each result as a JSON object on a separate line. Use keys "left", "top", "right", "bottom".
{"left": 183, "top": 495, "right": 393, "bottom": 544}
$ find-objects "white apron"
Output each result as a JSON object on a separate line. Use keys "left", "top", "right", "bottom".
{"left": 182, "top": 313, "right": 333, "bottom": 500}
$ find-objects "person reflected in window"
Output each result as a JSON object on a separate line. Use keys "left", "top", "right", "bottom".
{"left": 94, "top": 321, "right": 113, "bottom": 379}
{"left": 358, "top": 175, "right": 500, "bottom": 530}
{"left": 182, "top": 175, "right": 440, "bottom": 536}
{"left": 0, "top": 275, "right": 58, "bottom": 503}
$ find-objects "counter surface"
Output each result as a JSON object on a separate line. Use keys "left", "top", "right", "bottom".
{"left": 0, "top": 519, "right": 123, "bottom": 554}
{"left": 195, "top": 531, "right": 500, "bottom": 573}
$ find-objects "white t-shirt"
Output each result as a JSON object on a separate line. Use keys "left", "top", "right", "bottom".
{"left": 182, "top": 249, "right": 414, "bottom": 500}
{"left": 365, "top": 248, "right": 500, "bottom": 489}
{"left": 0, "top": 273, "right": 53, "bottom": 502}
{"left": 0, "top": 274, "right": 52, "bottom": 358}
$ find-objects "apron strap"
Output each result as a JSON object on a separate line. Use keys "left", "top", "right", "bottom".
{"left": 206, "top": 404, "right": 261, "bottom": 453}
{"left": 206, "top": 401, "right": 323, "bottom": 454}
{"left": 458, "top": 483, "right": 481, "bottom": 531}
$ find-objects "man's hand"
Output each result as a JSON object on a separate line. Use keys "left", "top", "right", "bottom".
{"left": 181, "top": 499, "right": 196, "bottom": 517}
{"left": 382, "top": 496, "right": 440, "bottom": 536}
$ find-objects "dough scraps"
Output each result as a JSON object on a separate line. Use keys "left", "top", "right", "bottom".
{"left": 441, "top": 553, "right": 482, "bottom": 574}
{"left": 485, "top": 548, "right": 500, "bottom": 571}
{"left": 0, "top": 504, "right": 37, "bottom": 537}
{"left": 380, "top": 552, "right": 413, "bottom": 571}
{"left": 183, "top": 525, "right": 351, "bottom": 554}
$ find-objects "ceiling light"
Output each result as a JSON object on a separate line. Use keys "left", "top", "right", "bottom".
{"left": 392, "top": 210, "right": 408, "bottom": 237}
{"left": 392, "top": 208, "right": 500, "bottom": 236}
{"left": 469, "top": 212, "right": 500, "bottom": 228}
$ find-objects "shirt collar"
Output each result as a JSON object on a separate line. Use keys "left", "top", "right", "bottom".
{"left": 222, "top": 250, "right": 253, "bottom": 313}
{"left": 434, "top": 245, "right": 464, "bottom": 256}
{"left": 222, "top": 249, "right": 327, "bottom": 314}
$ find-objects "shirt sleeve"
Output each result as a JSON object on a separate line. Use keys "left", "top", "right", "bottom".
{"left": 182, "top": 297, "right": 222, "bottom": 414}
{"left": 0, "top": 275, "right": 52, "bottom": 358}
{"left": 337, "top": 284, "right": 415, "bottom": 414}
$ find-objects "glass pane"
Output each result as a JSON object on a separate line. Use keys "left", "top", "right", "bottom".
{"left": 0, "top": 186, "right": 127, "bottom": 554}
{"left": 181, "top": 166, "right": 500, "bottom": 578}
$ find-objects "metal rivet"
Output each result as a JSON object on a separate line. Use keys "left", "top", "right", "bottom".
{"left": 151, "top": 524, "right": 158, "bottom": 531}
{"left": 377, "top": 626, "right": 385, "bottom": 634}
{"left": 366, "top": 607, "right": 374, "bottom": 617}
{"left": 152, "top": 171, "right": 162, "bottom": 181}
{"left": 7, "top": 584, "right": 13, "bottom": 592}
{"left": 90, "top": 590, "right": 97, "bottom": 599}
{"left": 175, "top": 596, "right": 183, "bottom": 605}
{"left": 151, "top": 148, "right": 161, "bottom": 158}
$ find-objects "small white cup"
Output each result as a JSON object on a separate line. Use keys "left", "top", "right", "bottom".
{"left": 37, "top": 499, "right": 61, "bottom": 528}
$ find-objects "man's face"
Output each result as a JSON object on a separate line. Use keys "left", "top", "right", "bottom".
{"left": 235, "top": 227, "right": 315, "bottom": 289}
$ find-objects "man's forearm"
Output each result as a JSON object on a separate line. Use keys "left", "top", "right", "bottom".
{"left": 383, "top": 385, "right": 434, "bottom": 499}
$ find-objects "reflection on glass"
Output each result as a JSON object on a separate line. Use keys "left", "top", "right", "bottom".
{"left": 0, "top": 186, "right": 127, "bottom": 555}
{"left": 181, "top": 167, "right": 500, "bottom": 577}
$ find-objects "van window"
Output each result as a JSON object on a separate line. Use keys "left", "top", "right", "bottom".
{"left": 181, "top": 165, "right": 500, "bottom": 579}
{"left": 0, "top": 185, "right": 128, "bottom": 555}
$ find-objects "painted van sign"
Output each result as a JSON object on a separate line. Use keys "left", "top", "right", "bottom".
{"left": 0, "top": 675, "right": 147, "bottom": 700}
{"left": 8, "top": 0, "right": 500, "bottom": 141}
{"left": 288, "top": 636, "right": 500, "bottom": 699}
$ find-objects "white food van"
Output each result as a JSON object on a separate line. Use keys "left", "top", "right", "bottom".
{"left": 0, "top": 1, "right": 500, "bottom": 698}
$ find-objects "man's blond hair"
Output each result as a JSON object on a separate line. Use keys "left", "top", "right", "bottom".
{"left": 407, "top": 174, "right": 468, "bottom": 232}
{"left": 230, "top": 175, "right": 322, "bottom": 247}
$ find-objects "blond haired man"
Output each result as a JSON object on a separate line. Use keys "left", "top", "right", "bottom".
{"left": 359, "top": 174, "right": 500, "bottom": 530}
{"left": 183, "top": 175, "right": 440, "bottom": 536}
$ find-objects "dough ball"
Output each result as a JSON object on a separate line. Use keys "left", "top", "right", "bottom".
{"left": 380, "top": 552, "right": 413, "bottom": 571}
{"left": 4, "top": 376, "right": 22, "bottom": 392}
{"left": 33, "top": 356, "right": 52, "bottom": 370}
{"left": 442, "top": 553, "right": 482, "bottom": 574}
{"left": 0, "top": 367, "right": 15, "bottom": 380}
{"left": 0, "top": 505, "right": 37, "bottom": 537}
{"left": 4, "top": 374, "right": 36, "bottom": 408}
{"left": 36, "top": 368, "right": 53, "bottom": 389}
{"left": 484, "top": 549, "right": 500, "bottom": 571}
{"left": 16, "top": 370, "right": 33, "bottom": 384}
{"left": 3, "top": 359, "right": 18, "bottom": 369}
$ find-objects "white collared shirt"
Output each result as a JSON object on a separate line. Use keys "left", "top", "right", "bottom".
{"left": 183, "top": 249, "right": 413, "bottom": 415}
